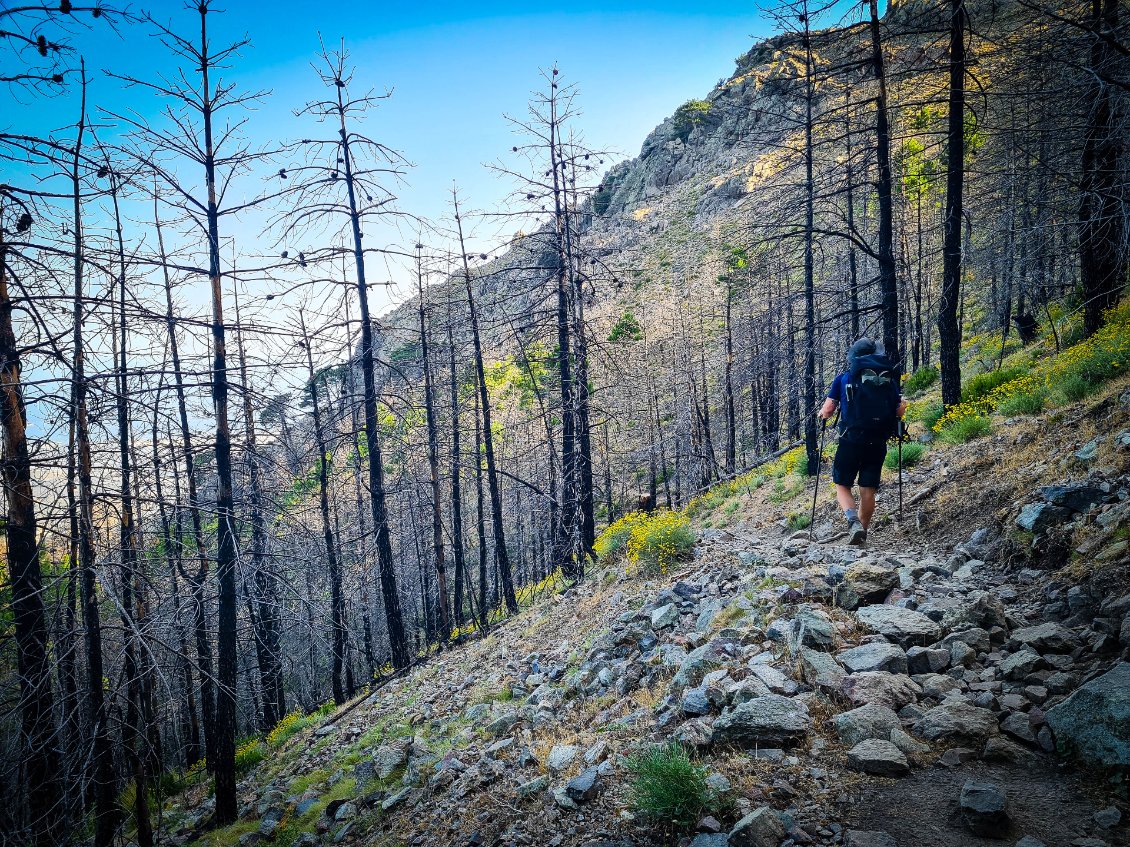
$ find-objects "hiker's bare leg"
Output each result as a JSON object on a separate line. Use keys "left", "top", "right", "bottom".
{"left": 835, "top": 484, "right": 856, "bottom": 514}
{"left": 859, "top": 487, "right": 877, "bottom": 529}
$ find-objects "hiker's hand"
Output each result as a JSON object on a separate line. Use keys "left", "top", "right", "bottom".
{"left": 897, "top": 396, "right": 908, "bottom": 418}
{"left": 817, "top": 398, "right": 837, "bottom": 420}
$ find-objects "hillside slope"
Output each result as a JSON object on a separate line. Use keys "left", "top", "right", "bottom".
{"left": 163, "top": 371, "right": 1130, "bottom": 847}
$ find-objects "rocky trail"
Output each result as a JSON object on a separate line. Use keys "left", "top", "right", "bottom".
{"left": 170, "top": 388, "right": 1130, "bottom": 847}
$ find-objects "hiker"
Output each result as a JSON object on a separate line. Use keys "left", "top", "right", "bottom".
{"left": 817, "top": 338, "right": 907, "bottom": 545}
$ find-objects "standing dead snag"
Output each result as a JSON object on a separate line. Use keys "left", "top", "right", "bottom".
{"left": 299, "top": 310, "right": 348, "bottom": 704}
{"left": 109, "top": 0, "right": 271, "bottom": 820}
{"left": 939, "top": 0, "right": 968, "bottom": 408}
{"left": 416, "top": 243, "right": 451, "bottom": 642}
{"left": 278, "top": 43, "right": 411, "bottom": 669}
{"left": 0, "top": 199, "right": 63, "bottom": 847}
{"left": 453, "top": 191, "right": 519, "bottom": 615}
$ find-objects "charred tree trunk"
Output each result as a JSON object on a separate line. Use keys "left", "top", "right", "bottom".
{"left": 454, "top": 195, "right": 518, "bottom": 614}
{"left": 939, "top": 0, "right": 967, "bottom": 407}
{"left": 197, "top": 5, "right": 240, "bottom": 819}
{"left": 448, "top": 328, "right": 467, "bottom": 627}
{"left": 1079, "top": 0, "right": 1124, "bottom": 336}
{"left": 336, "top": 79, "right": 410, "bottom": 670}
{"left": 300, "top": 311, "right": 348, "bottom": 704}
{"left": 869, "top": 0, "right": 900, "bottom": 365}
{"left": 416, "top": 248, "right": 450, "bottom": 642}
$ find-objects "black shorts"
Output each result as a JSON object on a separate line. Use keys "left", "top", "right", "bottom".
{"left": 832, "top": 437, "right": 887, "bottom": 489}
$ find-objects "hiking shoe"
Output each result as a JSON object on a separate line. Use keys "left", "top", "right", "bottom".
{"left": 847, "top": 520, "right": 866, "bottom": 546}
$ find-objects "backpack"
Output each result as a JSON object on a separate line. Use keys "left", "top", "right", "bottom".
{"left": 841, "top": 353, "right": 900, "bottom": 442}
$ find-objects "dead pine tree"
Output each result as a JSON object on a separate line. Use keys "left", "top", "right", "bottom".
{"left": 939, "top": 0, "right": 968, "bottom": 408}
{"left": 110, "top": 0, "right": 274, "bottom": 819}
{"left": 452, "top": 190, "right": 519, "bottom": 615}
{"left": 298, "top": 309, "right": 349, "bottom": 704}
{"left": 276, "top": 41, "right": 411, "bottom": 669}
{"left": 414, "top": 242, "right": 451, "bottom": 642}
{"left": 0, "top": 171, "right": 64, "bottom": 847}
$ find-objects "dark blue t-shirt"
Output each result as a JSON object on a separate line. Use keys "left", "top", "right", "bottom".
{"left": 827, "top": 372, "right": 849, "bottom": 406}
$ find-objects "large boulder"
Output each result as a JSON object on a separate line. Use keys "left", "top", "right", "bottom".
{"left": 856, "top": 605, "right": 941, "bottom": 647}
{"left": 839, "top": 672, "right": 922, "bottom": 711}
{"left": 835, "top": 561, "right": 898, "bottom": 610}
{"left": 1039, "top": 483, "right": 1105, "bottom": 513}
{"left": 1008, "top": 622, "right": 1081, "bottom": 654}
{"left": 1046, "top": 661, "right": 1130, "bottom": 767}
{"left": 942, "top": 591, "right": 1009, "bottom": 632}
{"left": 837, "top": 642, "right": 908, "bottom": 675}
{"left": 912, "top": 702, "right": 999, "bottom": 746}
{"left": 712, "top": 695, "right": 811, "bottom": 748}
{"left": 832, "top": 703, "right": 901, "bottom": 746}
{"left": 1016, "top": 502, "right": 1071, "bottom": 534}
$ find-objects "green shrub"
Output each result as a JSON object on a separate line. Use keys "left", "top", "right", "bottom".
{"left": 961, "top": 365, "right": 1028, "bottom": 404}
{"left": 235, "top": 739, "right": 265, "bottom": 775}
{"left": 672, "top": 99, "right": 712, "bottom": 143}
{"left": 630, "top": 512, "right": 695, "bottom": 575}
{"left": 786, "top": 512, "right": 811, "bottom": 530}
{"left": 626, "top": 743, "right": 712, "bottom": 828}
{"left": 884, "top": 442, "right": 926, "bottom": 470}
{"left": 1058, "top": 373, "right": 1095, "bottom": 402}
{"left": 997, "top": 388, "right": 1046, "bottom": 415}
{"left": 909, "top": 402, "right": 944, "bottom": 430}
{"left": 903, "top": 365, "right": 938, "bottom": 395}
{"left": 938, "top": 414, "right": 991, "bottom": 444}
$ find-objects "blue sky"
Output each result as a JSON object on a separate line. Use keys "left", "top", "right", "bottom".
{"left": 18, "top": 0, "right": 783, "bottom": 309}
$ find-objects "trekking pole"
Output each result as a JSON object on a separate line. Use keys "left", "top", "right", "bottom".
{"left": 897, "top": 419, "right": 905, "bottom": 520}
{"left": 809, "top": 419, "right": 826, "bottom": 531}
{"left": 809, "top": 414, "right": 835, "bottom": 531}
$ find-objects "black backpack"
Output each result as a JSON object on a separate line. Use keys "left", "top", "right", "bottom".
{"left": 841, "top": 353, "right": 899, "bottom": 442}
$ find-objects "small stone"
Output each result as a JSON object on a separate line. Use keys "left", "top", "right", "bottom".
{"left": 689, "top": 835, "right": 729, "bottom": 847}
{"left": 547, "top": 744, "right": 578, "bottom": 772}
{"left": 698, "top": 814, "right": 723, "bottom": 833}
{"left": 484, "top": 709, "right": 519, "bottom": 737}
{"left": 846, "top": 739, "right": 910, "bottom": 777}
{"left": 381, "top": 787, "right": 410, "bottom": 811}
{"left": 939, "top": 747, "right": 976, "bottom": 767}
{"left": 713, "top": 695, "right": 811, "bottom": 748}
{"left": 960, "top": 780, "right": 1011, "bottom": 838}
{"left": 889, "top": 727, "right": 929, "bottom": 754}
{"left": 1093, "top": 806, "right": 1122, "bottom": 829}
{"left": 729, "top": 806, "right": 786, "bottom": 847}
{"left": 913, "top": 702, "right": 1000, "bottom": 746}
{"left": 1009, "top": 622, "right": 1081, "bottom": 654}
{"left": 682, "top": 687, "right": 712, "bottom": 716}
{"left": 906, "top": 646, "right": 950, "bottom": 674}
{"left": 517, "top": 775, "right": 549, "bottom": 798}
{"left": 1000, "top": 712, "right": 1037, "bottom": 745}
{"left": 856, "top": 605, "right": 940, "bottom": 647}
{"left": 844, "top": 832, "right": 897, "bottom": 847}
{"left": 1017, "top": 502, "right": 1071, "bottom": 534}
{"left": 1015, "top": 838, "right": 1047, "bottom": 847}
{"left": 652, "top": 603, "right": 679, "bottom": 630}
{"left": 565, "top": 767, "right": 602, "bottom": 803}
{"left": 839, "top": 672, "right": 921, "bottom": 710}
{"left": 982, "top": 736, "right": 1036, "bottom": 763}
